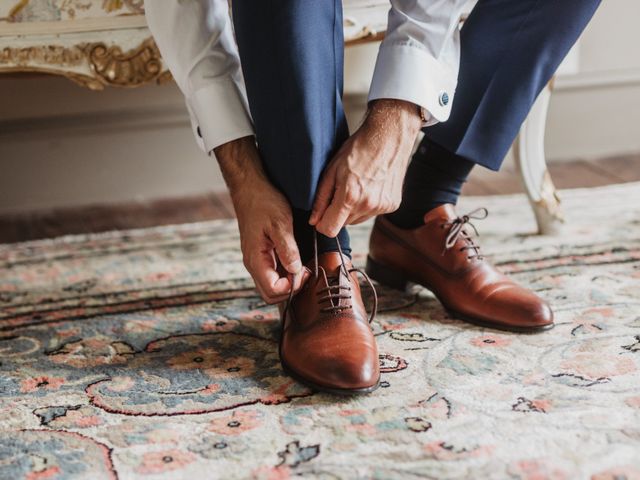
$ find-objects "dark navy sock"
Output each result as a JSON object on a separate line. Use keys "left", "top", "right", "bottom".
{"left": 291, "top": 208, "right": 351, "bottom": 264}
{"left": 386, "top": 137, "right": 476, "bottom": 229}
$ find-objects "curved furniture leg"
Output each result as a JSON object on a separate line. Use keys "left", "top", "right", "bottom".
{"left": 513, "top": 81, "right": 564, "bottom": 235}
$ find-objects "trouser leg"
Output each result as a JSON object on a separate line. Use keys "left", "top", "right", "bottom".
{"left": 429, "top": 0, "right": 601, "bottom": 170}
{"left": 232, "top": 0, "right": 350, "bottom": 262}
{"left": 389, "top": 0, "right": 600, "bottom": 229}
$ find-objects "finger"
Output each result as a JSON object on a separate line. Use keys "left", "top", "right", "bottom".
{"left": 260, "top": 267, "right": 311, "bottom": 304}
{"left": 347, "top": 212, "right": 374, "bottom": 225}
{"left": 258, "top": 277, "right": 292, "bottom": 304}
{"left": 289, "top": 267, "right": 311, "bottom": 294}
{"left": 270, "top": 224, "right": 302, "bottom": 274}
{"left": 262, "top": 267, "right": 311, "bottom": 304}
{"left": 249, "top": 250, "right": 293, "bottom": 303}
{"left": 288, "top": 267, "right": 311, "bottom": 294}
{"left": 315, "top": 192, "right": 352, "bottom": 238}
{"left": 309, "top": 166, "right": 336, "bottom": 226}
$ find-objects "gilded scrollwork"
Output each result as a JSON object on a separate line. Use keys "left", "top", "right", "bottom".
{"left": 0, "top": 37, "right": 171, "bottom": 89}
{"left": 82, "top": 37, "right": 166, "bottom": 88}
{"left": 102, "top": 0, "right": 144, "bottom": 14}
{"left": 0, "top": 43, "right": 85, "bottom": 66}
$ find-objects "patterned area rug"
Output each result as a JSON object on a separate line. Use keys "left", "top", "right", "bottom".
{"left": 1, "top": 183, "right": 639, "bottom": 480}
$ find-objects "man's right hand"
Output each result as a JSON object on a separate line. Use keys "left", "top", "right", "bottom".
{"left": 214, "top": 136, "right": 309, "bottom": 304}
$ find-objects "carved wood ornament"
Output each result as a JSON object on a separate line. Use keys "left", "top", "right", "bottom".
{"left": 0, "top": 37, "right": 171, "bottom": 90}
{"left": 84, "top": 38, "right": 171, "bottom": 88}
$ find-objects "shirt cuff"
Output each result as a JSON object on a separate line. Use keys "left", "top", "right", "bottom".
{"left": 368, "top": 43, "right": 458, "bottom": 126}
{"left": 187, "top": 77, "right": 254, "bottom": 153}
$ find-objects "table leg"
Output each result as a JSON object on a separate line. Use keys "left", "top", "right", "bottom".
{"left": 513, "top": 81, "right": 564, "bottom": 235}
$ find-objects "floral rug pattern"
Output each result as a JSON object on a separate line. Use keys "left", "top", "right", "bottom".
{"left": 1, "top": 183, "right": 640, "bottom": 479}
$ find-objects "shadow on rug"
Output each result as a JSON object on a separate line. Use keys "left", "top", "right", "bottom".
{"left": 1, "top": 183, "right": 639, "bottom": 479}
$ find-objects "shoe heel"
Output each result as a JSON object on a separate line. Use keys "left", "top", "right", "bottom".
{"left": 365, "top": 256, "right": 410, "bottom": 292}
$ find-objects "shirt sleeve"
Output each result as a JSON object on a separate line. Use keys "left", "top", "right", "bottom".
{"left": 368, "top": 0, "right": 469, "bottom": 125}
{"left": 145, "top": 0, "right": 254, "bottom": 153}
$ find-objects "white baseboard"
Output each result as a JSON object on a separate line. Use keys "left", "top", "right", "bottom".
{"left": 0, "top": 106, "right": 191, "bottom": 140}
{"left": 556, "top": 67, "right": 640, "bottom": 91}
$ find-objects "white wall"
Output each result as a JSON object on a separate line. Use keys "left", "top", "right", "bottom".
{"left": 0, "top": 77, "right": 222, "bottom": 214}
{"left": 547, "top": 0, "right": 640, "bottom": 160}
{"left": 0, "top": 0, "right": 637, "bottom": 215}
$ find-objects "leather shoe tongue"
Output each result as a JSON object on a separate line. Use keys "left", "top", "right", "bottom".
{"left": 423, "top": 203, "right": 457, "bottom": 224}
{"left": 310, "top": 252, "right": 352, "bottom": 278}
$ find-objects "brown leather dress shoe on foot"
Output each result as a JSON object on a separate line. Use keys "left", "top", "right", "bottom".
{"left": 366, "top": 204, "right": 553, "bottom": 332}
{"left": 280, "top": 251, "right": 380, "bottom": 395}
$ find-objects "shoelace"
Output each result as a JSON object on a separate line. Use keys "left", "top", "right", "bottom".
{"left": 284, "top": 230, "right": 377, "bottom": 324}
{"left": 442, "top": 207, "right": 488, "bottom": 260}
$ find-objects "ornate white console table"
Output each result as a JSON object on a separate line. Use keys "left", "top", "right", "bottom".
{"left": 0, "top": 0, "right": 169, "bottom": 89}
{"left": 0, "top": 0, "right": 564, "bottom": 234}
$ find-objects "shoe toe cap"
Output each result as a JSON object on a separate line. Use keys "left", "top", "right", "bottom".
{"left": 489, "top": 286, "right": 555, "bottom": 330}
{"left": 282, "top": 336, "right": 380, "bottom": 391}
{"left": 326, "top": 352, "right": 380, "bottom": 389}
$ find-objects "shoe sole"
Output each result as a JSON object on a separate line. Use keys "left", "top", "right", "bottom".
{"left": 279, "top": 358, "right": 381, "bottom": 396}
{"left": 365, "top": 255, "right": 554, "bottom": 334}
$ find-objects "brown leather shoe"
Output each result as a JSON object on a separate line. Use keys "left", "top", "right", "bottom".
{"left": 280, "top": 251, "right": 380, "bottom": 395}
{"left": 366, "top": 205, "right": 554, "bottom": 332}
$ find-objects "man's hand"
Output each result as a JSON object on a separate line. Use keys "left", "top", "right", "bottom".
{"left": 214, "top": 136, "right": 309, "bottom": 304}
{"left": 309, "top": 99, "right": 422, "bottom": 237}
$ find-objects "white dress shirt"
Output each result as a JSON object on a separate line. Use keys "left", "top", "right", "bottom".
{"left": 144, "top": 0, "right": 468, "bottom": 154}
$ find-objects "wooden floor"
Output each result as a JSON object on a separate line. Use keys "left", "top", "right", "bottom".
{"left": 461, "top": 154, "right": 640, "bottom": 196}
{"left": 1, "top": 154, "right": 639, "bottom": 244}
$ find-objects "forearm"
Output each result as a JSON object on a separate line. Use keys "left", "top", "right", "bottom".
{"left": 213, "top": 136, "right": 271, "bottom": 202}
{"left": 357, "top": 99, "right": 423, "bottom": 175}
{"left": 366, "top": 99, "right": 423, "bottom": 138}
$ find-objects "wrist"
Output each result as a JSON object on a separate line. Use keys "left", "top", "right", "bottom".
{"left": 213, "top": 136, "right": 268, "bottom": 199}
{"left": 366, "top": 99, "right": 423, "bottom": 136}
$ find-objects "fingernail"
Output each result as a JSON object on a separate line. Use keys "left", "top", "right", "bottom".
{"left": 292, "top": 272, "right": 301, "bottom": 290}
{"left": 299, "top": 268, "right": 310, "bottom": 281}
{"left": 295, "top": 269, "right": 311, "bottom": 289}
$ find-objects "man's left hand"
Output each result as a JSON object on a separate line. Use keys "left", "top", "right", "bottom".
{"left": 309, "top": 99, "right": 423, "bottom": 237}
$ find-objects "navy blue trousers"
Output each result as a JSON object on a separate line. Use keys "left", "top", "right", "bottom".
{"left": 232, "top": 0, "right": 599, "bottom": 249}
{"left": 428, "top": 0, "right": 600, "bottom": 170}
{"left": 233, "top": 0, "right": 348, "bottom": 211}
